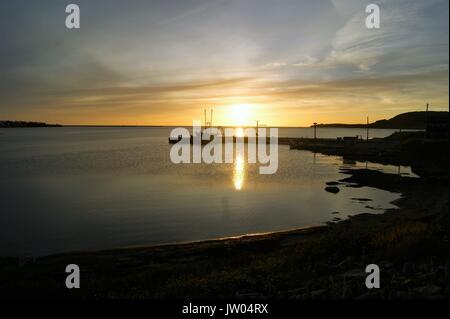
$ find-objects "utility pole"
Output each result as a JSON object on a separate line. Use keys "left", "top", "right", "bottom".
{"left": 256, "top": 120, "right": 259, "bottom": 137}
{"left": 425, "top": 103, "right": 429, "bottom": 138}
{"left": 366, "top": 116, "right": 369, "bottom": 141}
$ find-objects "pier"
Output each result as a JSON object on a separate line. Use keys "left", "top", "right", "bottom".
{"left": 168, "top": 135, "right": 274, "bottom": 145}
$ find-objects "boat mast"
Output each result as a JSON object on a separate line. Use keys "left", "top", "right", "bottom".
{"left": 210, "top": 109, "right": 213, "bottom": 128}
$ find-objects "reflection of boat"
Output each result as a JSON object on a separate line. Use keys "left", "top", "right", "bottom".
{"left": 168, "top": 135, "right": 188, "bottom": 144}
{"left": 168, "top": 134, "right": 210, "bottom": 145}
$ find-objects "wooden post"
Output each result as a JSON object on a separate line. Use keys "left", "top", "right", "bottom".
{"left": 313, "top": 122, "right": 317, "bottom": 139}
{"left": 256, "top": 120, "right": 259, "bottom": 137}
{"left": 366, "top": 116, "right": 369, "bottom": 141}
{"left": 204, "top": 109, "right": 207, "bottom": 128}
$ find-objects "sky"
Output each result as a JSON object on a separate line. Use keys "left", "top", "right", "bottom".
{"left": 0, "top": 0, "right": 448, "bottom": 126}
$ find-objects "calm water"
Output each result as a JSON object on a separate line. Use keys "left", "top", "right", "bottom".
{"left": 0, "top": 127, "right": 415, "bottom": 256}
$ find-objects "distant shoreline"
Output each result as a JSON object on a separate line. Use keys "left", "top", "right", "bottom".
{"left": 0, "top": 121, "right": 61, "bottom": 128}
{"left": 0, "top": 123, "right": 427, "bottom": 130}
{"left": 2, "top": 111, "right": 447, "bottom": 129}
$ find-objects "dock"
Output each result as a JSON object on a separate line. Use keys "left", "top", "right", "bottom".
{"left": 168, "top": 135, "right": 274, "bottom": 145}
{"left": 168, "top": 134, "right": 408, "bottom": 165}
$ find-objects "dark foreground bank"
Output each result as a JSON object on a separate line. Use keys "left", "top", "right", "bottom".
{"left": 0, "top": 136, "right": 448, "bottom": 299}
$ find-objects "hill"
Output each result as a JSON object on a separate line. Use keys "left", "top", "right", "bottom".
{"left": 315, "top": 111, "right": 448, "bottom": 129}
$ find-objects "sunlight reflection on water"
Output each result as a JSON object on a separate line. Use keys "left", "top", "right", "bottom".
{"left": 233, "top": 154, "right": 245, "bottom": 191}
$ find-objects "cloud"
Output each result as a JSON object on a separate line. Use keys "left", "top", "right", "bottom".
{"left": 324, "top": 0, "right": 449, "bottom": 73}
{"left": 0, "top": 0, "right": 447, "bottom": 125}
{"left": 292, "top": 56, "right": 319, "bottom": 67}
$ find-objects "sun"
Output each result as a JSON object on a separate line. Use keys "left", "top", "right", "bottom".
{"left": 228, "top": 104, "right": 253, "bottom": 126}
{"left": 235, "top": 127, "right": 244, "bottom": 137}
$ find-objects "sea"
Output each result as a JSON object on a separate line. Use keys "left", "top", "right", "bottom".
{"left": 0, "top": 127, "right": 418, "bottom": 256}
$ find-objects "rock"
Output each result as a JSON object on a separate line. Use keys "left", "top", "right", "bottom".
{"left": 351, "top": 198, "right": 373, "bottom": 202}
{"left": 326, "top": 181, "right": 341, "bottom": 186}
{"left": 345, "top": 184, "right": 363, "bottom": 188}
{"left": 331, "top": 211, "right": 340, "bottom": 215}
{"left": 325, "top": 186, "right": 340, "bottom": 194}
{"left": 365, "top": 205, "right": 383, "bottom": 210}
